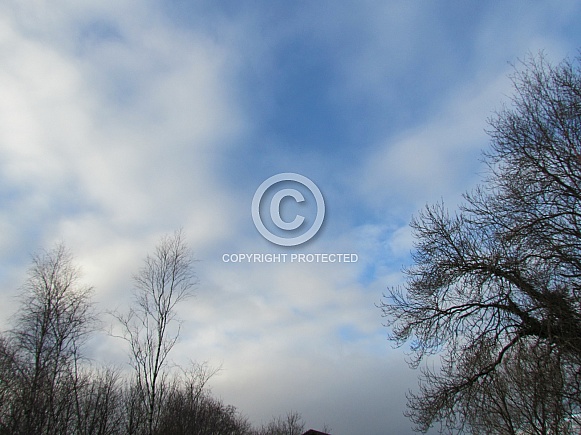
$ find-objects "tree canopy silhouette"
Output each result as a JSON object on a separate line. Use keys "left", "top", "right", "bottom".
{"left": 381, "top": 52, "right": 581, "bottom": 433}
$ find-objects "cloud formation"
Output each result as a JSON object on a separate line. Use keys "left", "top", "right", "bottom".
{"left": 1, "top": 1, "right": 581, "bottom": 433}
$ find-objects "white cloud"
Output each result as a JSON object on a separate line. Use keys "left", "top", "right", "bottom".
{"left": 358, "top": 71, "right": 513, "bottom": 213}
{"left": 0, "top": 0, "right": 246, "bottom": 269}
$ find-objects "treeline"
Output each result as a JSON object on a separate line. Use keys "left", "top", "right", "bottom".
{"left": 0, "top": 233, "right": 317, "bottom": 435}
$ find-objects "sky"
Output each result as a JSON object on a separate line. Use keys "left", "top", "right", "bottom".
{"left": 1, "top": 1, "right": 580, "bottom": 434}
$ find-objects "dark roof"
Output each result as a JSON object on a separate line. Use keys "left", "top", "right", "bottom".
{"left": 302, "top": 430, "right": 331, "bottom": 435}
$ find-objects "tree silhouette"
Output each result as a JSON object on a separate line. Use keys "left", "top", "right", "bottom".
{"left": 381, "top": 52, "right": 581, "bottom": 433}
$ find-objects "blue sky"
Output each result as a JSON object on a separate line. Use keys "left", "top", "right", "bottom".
{"left": 1, "top": 1, "right": 581, "bottom": 434}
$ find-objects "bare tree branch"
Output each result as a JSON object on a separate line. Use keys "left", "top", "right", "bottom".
{"left": 113, "top": 229, "right": 197, "bottom": 435}
{"left": 380, "top": 52, "right": 581, "bottom": 433}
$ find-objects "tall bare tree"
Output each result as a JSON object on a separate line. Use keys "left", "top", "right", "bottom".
{"left": 115, "top": 230, "right": 196, "bottom": 435}
{"left": 5, "top": 244, "right": 95, "bottom": 434}
{"left": 380, "top": 52, "right": 581, "bottom": 433}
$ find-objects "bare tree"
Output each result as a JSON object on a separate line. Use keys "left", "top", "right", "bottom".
{"left": 458, "top": 340, "right": 579, "bottom": 434}
{"left": 0, "top": 334, "right": 18, "bottom": 434}
{"left": 3, "top": 244, "right": 95, "bottom": 434}
{"left": 0, "top": 238, "right": 262, "bottom": 435}
{"left": 256, "top": 411, "right": 306, "bottom": 435}
{"left": 380, "top": 52, "right": 581, "bottom": 432}
{"left": 156, "top": 362, "right": 250, "bottom": 435}
{"left": 73, "top": 365, "right": 124, "bottom": 435}
{"left": 114, "top": 230, "right": 196, "bottom": 435}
